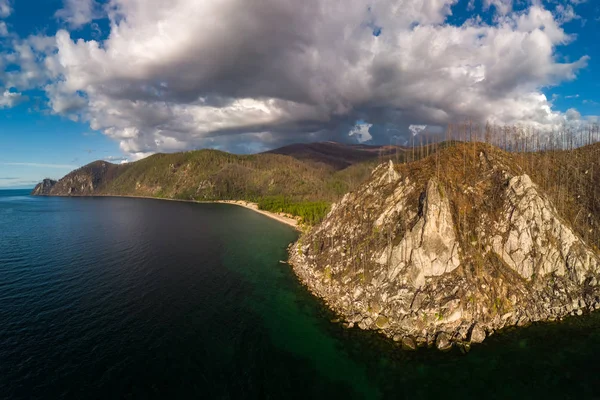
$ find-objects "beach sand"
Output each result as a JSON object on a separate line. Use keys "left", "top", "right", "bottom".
{"left": 214, "top": 200, "right": 299, "bottom": 230}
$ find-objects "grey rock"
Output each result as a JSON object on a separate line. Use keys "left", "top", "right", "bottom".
{"left": 435, "top": 333, "right": 453, "bottom": 352}
{"left": 469, "top": 324, "right": 486, "bottom": 344}
{"left": 401, "top": 336, "right": 417, "bottom": 351}
{"left": 378, "top": 179, "right": 461, "bottom": 288}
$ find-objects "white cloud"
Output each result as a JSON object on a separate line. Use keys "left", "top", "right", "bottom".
{"left": 554, "top": 3, "right": 579, "bottom": 23}
{"left": 565, "top": 108, "right": 581, "bottom": 121}
{"left": 483, "top": 0, "right": 513, "bottom": 15}
{"left": 0, "top": 90, "right": 26, "bottom": 108}
{"left": 409, "top": 125, "right": 428, "bottom": 136}
{"left": 349, "top": 123, "right": 373, "bottom": 143}
{"left": 0, "top": 0, "right": 594, "bottom": 156}
{"left": 0, "top": 0, "right": 11, "bottom": 18}
{"left": 55, "top": 0, "right": 100, "bottom": 28}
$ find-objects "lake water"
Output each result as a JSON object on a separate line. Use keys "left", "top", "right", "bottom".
{"left": 2, "top": 189, "right": 600, "bottom": 399}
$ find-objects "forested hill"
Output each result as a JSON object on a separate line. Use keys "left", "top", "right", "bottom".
{"left": 31, "top": 142, "right": 403, "bottom": 225}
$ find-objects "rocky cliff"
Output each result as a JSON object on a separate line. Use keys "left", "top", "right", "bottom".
{"left": 290, "top": 143, "right": 600, "bottom": 351}
{"left": 34, "top": 161, "right": 122, "bottom": 196}
{"left": 31, "top": 179, "right": 57, "bottom": 195}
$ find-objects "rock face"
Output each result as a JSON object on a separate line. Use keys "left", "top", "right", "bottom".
{"left": 490, "top": 174, "right": 597, "bottom": 283}
{"left": 31, "top": 179, "right": 57, "bottom": 196}
{"left": 31, "top": 161, "right": 120, "bottom": 196}
{"left": 378, "top": 178, "right": 461, "bottom": 288}
{"left": 289, "top": 145, "right": 600, "bottom": 349}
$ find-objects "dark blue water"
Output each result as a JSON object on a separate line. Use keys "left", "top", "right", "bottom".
{"left": 2, "top": 189, "right": 600, "bottom": 399}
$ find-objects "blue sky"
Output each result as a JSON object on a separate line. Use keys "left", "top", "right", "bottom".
{"left": 0, "top": 0, "right": 599, "bottom": 188}
{"left": 0, "top": 0, "right": 119, "bottom": 188}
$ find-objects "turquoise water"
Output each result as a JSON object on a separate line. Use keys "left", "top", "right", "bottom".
{"left": 2, "top": 189, "right": 600, "bottom": 399}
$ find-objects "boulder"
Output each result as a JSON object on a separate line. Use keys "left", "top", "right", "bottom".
{"left": 375, "top": 315, "right": 389, "bottom": 329}
{"left": 401, "top": 336, "right": 417, "bottom": 351}
{"left": 469, "top": 324, "right": 486, "bottom": 344}
{"left": 435, "top": 333, "right": 452, "bottom": 352}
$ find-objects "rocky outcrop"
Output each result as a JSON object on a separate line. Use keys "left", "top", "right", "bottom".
{"left": 289, "top": 146, "right": 600, "bottom": 351}
{"left": 31, "top": 161, "right": 121, "bottom": 196}
{"left": 377, "top": 178, "right": 461, "bottom": 288}
{"left": 31, "top": 179, "right": 57, "bottom": 196}
{"left": 490, "top": 174, "right": 597, "bottom": 283}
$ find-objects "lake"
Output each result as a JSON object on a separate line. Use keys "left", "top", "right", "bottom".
{"left": 2, "top": 189, "right": 600, "bottom": 399}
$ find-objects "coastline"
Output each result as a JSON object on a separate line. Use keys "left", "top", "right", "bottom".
{"left": 43, "top": 194, "right": 301, "bottom": 231}
{"left": 212, "top": 200, "right": 300, "bottom": 230}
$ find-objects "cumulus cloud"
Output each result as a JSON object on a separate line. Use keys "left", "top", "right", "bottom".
{"left": 349, "top": 124, "right": 373, "bottom": 143}
{"left": 483, "top": 0, "right": 513, "bottom": 15}
{"left": 0, "top": 0, "right": 11, "bottom": 18}
{"left": 554, "top": 3, "right": 579, "bottom": 23}
{"left": 0, "top": 0, "right": 595, "bottom": 156}
{"left": 0, "top": 90, "right": 26, "bottom": 108}
{"left": 55, "top": 0, "right": 101, "bottom": 29}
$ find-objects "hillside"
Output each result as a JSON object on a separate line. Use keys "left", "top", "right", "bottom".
{"left": 31, "top": 143, "right": 399, "bottom": 225}
{"left": 290, "top": 142, "right": 600, "bottom": 351}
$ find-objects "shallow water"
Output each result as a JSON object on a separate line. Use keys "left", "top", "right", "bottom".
{"left": 1, "top": 189, "right": 600, "bottom": 399}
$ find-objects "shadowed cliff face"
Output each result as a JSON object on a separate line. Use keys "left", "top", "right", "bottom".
{"left": 290, "top": 143, "right": 600, "bottom": 351}
{"left": 31, "top": 161, "right": 122, "bottom": 196}
{"left": 31, "top": 179, "right": 57, "bottom": 196}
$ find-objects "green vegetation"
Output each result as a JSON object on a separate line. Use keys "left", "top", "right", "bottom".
{"left": 45, "top": 144, "right": 400, "bottom": 226}
{"left": 257, "top": 196, "right": 330, "bottom": 225}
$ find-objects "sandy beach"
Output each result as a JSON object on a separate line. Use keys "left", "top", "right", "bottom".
{"left": 213, "top": 200, "right": 299, "bottom": 229}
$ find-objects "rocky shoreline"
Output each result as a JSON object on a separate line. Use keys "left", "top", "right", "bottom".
{"left": 287, "top": 149, "right": 600, "bottom": 352}
{"left": 289, "top": 243, "right": 600, "bottom": 352}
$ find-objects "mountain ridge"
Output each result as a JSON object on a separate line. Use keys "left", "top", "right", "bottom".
{"left": 31, "top": 142, "right": 399, "bottom": 225}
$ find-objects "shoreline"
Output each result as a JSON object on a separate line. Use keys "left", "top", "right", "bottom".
{"left": 44, "top": 194, "right": 301, "bottom": 231}
{"left": 212, "top": 200, "right": 300, "bottom": 230}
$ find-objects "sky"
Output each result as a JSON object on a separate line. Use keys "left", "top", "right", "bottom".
{"left": 0, "top": 0, "right": 599, "bottom": 188}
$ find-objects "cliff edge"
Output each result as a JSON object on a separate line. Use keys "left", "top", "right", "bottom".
{"left": 31, "top": 179, "right": 57, "bottom": 196}
{"left": 290, "top": 143, "right": 600, "bottom": 351}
